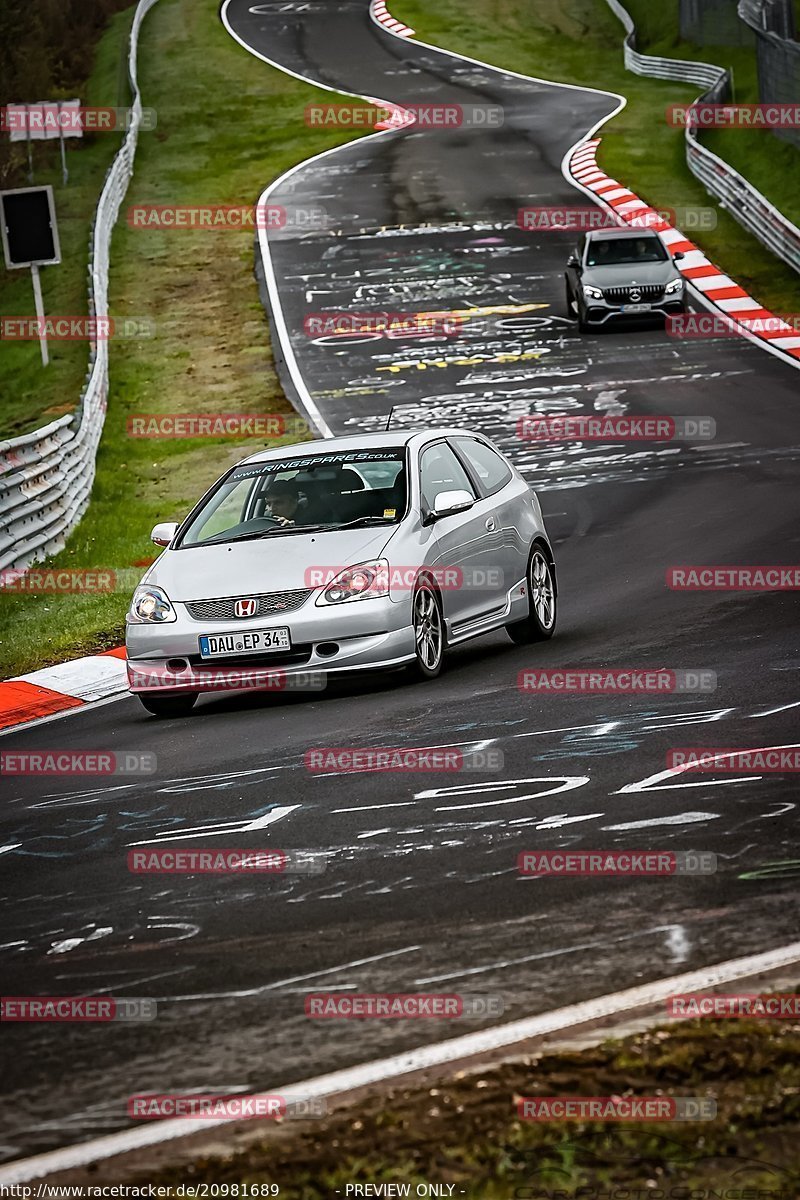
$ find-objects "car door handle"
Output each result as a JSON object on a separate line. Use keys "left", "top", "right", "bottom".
{"left": 485, "top": 517, "right": 496, "bottom": 531}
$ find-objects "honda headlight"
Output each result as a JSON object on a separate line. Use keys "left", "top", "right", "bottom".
{"left": 315, "top": 559, "right": 389, "bottom": 605}
{"left": 583, "top": 285, "right": 603, "bottom": 300}
{"left": 665, "top": 277, "right": 684, "bottom": 294}
{"left": 128, "top": 584, "right": 177, "bottom": 623}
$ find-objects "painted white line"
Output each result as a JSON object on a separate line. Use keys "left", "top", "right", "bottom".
{"left": 3, "top": 941, "right": 800, "bottom": 1183}
{"left": 156, "top": 945, "right": 422, "bottom": 1003}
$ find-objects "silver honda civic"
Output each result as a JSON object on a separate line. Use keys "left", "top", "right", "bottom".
{"left": 126, "top": 429, "right": 557, "bottom": 716}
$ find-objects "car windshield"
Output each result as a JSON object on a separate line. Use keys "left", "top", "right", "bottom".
{"left": 585, "top": 237, "right": 668, "bottom": 266}
{"left": 179, "top": 449, "right": 407, "bottom": 547}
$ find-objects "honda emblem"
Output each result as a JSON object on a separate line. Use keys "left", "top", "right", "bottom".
{"left": 234, "top": 597, "right": 258, "bottom": 618}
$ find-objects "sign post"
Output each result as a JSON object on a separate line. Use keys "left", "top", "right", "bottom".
{"left": 0, "top": 185, "right": 62, "bottom": 367}
{"left": 29, "top": 263, "right": 49, "bottom": 366}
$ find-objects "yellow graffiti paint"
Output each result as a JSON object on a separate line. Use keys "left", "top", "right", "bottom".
{"left": 377, "top": 349, "right": 549, "bottom": 373}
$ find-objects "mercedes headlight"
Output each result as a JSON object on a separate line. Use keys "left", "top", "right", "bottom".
{"left": 315, "top": 559, "right": 389, "bottom": 605}
{"left": 665, "top": 277, "right": 684, "bottom": 294}
{"left": 583, "top": 285, "right": 603, "bottom": 300}
{"left": 128, "top": 584, "right": 177, "bottom": 623}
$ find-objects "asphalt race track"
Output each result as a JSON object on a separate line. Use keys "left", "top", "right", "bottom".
{"left": 2, "top": 0, "right": 799, "bottom": 1165}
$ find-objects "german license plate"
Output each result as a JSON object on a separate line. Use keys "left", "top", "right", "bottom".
{"left": 622, "top": 303, "right": 650, "bottom": 313}
{"left": 198, "top": 627, "right": 290, "bottom": 658}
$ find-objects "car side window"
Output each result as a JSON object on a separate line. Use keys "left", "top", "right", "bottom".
{"left": 419, "top": 443, "right": 476, "bottom": 512}
{"left": 452, "top": 438, "right": 512, "bottom": 497}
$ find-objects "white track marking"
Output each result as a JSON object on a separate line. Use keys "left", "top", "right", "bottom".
{"left": 160, "top": 944, "right": 421, "bottom": 1002}
{"left": 5, "top": 941, "right": 800, "bottom": 1182}
{"left": 615, "top": 742, "right": 800, "bottom": 793}
{"left": 750, "top": 700, "right": 800, "bottom": 718}
{"left": 601, "top": 811, "right": 720, "bottom": 830}
{"left": 127, "top": 804, "right": 299, "bottom": 845}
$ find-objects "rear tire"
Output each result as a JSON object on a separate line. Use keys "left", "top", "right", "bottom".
{"left": 138, "top": 692, "right": 198, "bottom": 717}
{"left": 507, "top": 546, "right": 557, "bottom": 644}
{"left": 408, "top": 582, "right": 444, "bottom": 680}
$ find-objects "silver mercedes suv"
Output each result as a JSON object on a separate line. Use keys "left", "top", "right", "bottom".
{"left": 565, "top": 228, "right": 686, "bottom": 331}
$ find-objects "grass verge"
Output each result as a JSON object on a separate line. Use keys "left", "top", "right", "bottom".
{"left": 391, "top": 0, "right": 800, "bottom": 314}
{"left": 134, "top": 1016, "right": 800, "bottom": 1195}
{"left": 625, "top": 0, "right": 800, "bottom": 231}
{"left": 0, "top": 0, "right": 367, "bottom": 679}
{"left": 0, "top": 7, "right": 134, "bottom": 437}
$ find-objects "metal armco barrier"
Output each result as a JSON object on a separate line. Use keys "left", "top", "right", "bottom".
{"left": 603, "top": 0, "right": 800, "bottom": 276}
{"left": 0, "top": 0, "right": 160, "bottom": 575}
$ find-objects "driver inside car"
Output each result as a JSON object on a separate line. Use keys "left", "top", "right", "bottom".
{"left": 266, "top": 479, "right": 300, "bottom": 526}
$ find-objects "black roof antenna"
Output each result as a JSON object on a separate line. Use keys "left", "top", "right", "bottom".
{"left": 385, "top": 406, "right": 397, "bottom": 431}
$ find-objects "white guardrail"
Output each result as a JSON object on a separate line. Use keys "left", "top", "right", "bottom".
{"left": 0, "top": 0, "right": 159, "bottom": 575}
{"left": 603, "top": 0, "right": 800, "bottom": 275}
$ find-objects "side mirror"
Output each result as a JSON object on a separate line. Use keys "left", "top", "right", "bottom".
{"left": 567, "top": 254, "right": 579, "bottom": 267}
{"left": 673, "top": 250, "right": 685, "bottom": 261}
{"left": 151, "top": 521, "right": 178, "bottom": 547}
{"left": 430, "top": 490, "right": 474, "bottom": 521}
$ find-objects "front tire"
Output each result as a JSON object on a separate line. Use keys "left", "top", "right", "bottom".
{"left": 507, "top": 546, "right": 557, "bottom": 643}
{"left": 138, "top": 692, "right": 198, "bottom": 717}
{"left": 409, "top": 582, "right": 444, "bottom": 680}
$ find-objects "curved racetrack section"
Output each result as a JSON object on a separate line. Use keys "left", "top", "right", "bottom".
{"left": 1, "top": 0, "right": 799, "bottom": 1165}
